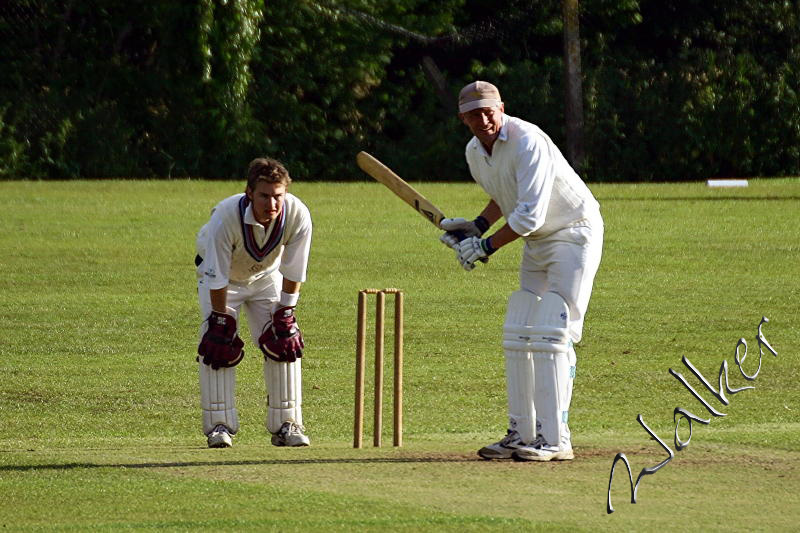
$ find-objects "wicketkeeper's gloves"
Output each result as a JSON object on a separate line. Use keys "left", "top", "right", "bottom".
{"left": 259, "top": 306, "right": 305, "bottom": 362}
{"left": 198, "top": 311, "right": 245, "bottom": 369}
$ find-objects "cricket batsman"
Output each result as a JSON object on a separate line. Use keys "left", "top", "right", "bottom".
{"left": 441, "top": 81, "right": 604, "bottom": 461}
{"left": 194, "top": 157, "right": 312, "bottom": 448}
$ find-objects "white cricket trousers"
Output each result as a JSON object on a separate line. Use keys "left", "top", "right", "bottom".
{"left": 197, "top": 272, "right": 280, "bottom": 345}
{"left": 518, "top": 219, "right": 604, "bottom": 343}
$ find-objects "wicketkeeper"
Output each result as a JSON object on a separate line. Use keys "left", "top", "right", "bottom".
{"left": 442, "top": 81, "right": 604, "bottom": 461}
{"left": 194, "top": 157, "right": 313, "bottom": 448}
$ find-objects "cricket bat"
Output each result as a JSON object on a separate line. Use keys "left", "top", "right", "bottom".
{"left": 356, "top": 151, "right": 447, "bottom": 229}
{"left": 356, "top": 151, "right": 488, "bottom": 262}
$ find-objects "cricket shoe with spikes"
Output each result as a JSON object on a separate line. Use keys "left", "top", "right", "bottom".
{"left": 207, "top": 424, "right": 233, "bottom": 448}
{"left": 271, "top": 420, "right": 310, "bottom": 447}
{"left": 511, "top": 437, "right": 573, "bottom": 462}
{"left": 477, "top": 430, "right": 531, "bottom": 460}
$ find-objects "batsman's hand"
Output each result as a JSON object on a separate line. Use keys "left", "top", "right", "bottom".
{"left": 259, "top": 306, "right": 304, "bottom": 362}
{"left": 198, "top": 311, "right": 245, "bottom": 369}
{"left": 455, "top": 236, "right": 496, "bottom": 271}
{"left": 439, "top": 216, "right": 490, "bottom": 249}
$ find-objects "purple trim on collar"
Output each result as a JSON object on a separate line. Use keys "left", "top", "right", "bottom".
{"left": 238, "top": 196, "right": 286, "bottom": 262}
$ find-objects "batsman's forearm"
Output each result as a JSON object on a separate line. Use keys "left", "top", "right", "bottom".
{"left": 486, "top": 223, "right": 521, "bottom": 251}
{"left": 478, "top": 200, "right": 503, "bottom": 226}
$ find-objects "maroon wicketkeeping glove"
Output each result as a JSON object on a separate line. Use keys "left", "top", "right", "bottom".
{"left": 259, "top": 306, "right": 304, "bottom": 362}
{"left": 198, "top": 311, "right": 245, "bottom": 369}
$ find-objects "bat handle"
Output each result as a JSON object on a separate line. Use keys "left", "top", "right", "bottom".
{"left": 451, "top": 229, "right": 468, "bottom": 241}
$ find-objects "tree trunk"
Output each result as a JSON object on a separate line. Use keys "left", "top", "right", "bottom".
{"left": 563, "top": 0, "right": 584, "bottom": 173}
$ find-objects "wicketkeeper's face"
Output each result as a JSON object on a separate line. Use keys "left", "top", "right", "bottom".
{"left": 247, "top": 181, "right": 286, "bottom": 225}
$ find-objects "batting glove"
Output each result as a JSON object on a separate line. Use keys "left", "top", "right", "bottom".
{"left": 439, "top": 216, "right": 490, "bottom": 249}
{"left": 455, "top": 236, "right": 497, "bottom": 271}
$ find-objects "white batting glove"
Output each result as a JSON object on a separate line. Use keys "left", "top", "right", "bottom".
{"left": 439, "top": 216, "right": 490, "bottom": 249}
{"left": 455, "top": 236, "right": 497, "bottom": 271}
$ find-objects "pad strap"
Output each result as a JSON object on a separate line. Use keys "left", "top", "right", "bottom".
{"left": 503, "top": 325, "right": 570, "bottom": 353}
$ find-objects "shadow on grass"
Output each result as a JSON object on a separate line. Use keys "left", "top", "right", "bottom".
{"left": 0, "top": 455, "right": 481, "bottom": 472}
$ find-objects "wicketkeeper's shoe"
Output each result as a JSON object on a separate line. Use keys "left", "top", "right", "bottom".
{"left": 477, "top": 430, "right": 528, "bottom": 460}
{"left": 271, "top": 420, "right": 310, "bottom": 447}
{"left": 511, "top": 439, "right": 574, "bottom": 462}
{"left": 207, "top": 424, "right": 233, "bottom": 448}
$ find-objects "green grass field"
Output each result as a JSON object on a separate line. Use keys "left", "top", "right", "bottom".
{"left": 1, "top": 178, "right": 798, "bottom": 531}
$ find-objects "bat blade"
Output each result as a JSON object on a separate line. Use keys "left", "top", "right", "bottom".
{"left": 356, "top": 151, "right": 446, "bottom": 229}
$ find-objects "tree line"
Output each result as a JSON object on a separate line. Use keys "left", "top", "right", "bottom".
{"left": 1, "top": 0, "right": 798, "bottom": 181}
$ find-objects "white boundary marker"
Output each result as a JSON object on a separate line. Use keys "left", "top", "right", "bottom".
{"left": 706, "top": 179, "right": 748, "bottom": 187}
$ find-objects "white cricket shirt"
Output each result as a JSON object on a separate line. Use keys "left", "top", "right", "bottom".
{"left": 196, "top": 192, "right": 312, "bottom": 289}
{"left": 465, "top": 114, "right": 601, "bottom": 239}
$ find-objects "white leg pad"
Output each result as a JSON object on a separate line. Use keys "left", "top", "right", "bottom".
{"left": 503, "top": 290, "right": 541, "bottom": 444}
{"left": 561, "top": 346, "right": 577, "bottom": 442}
{"left": 264, "top": 358, "right": 303, "bottom": 434}
{"left": 534, "top": 353, "right": 573, "bottom": 446}
{"left": 505, "top": 351, "right": 536, "bottom": 443}
{"left": 199, "top": 363, "right": 239, "bottom": 436}
{"left": 530, "top": 292, "right": 572, "bottom": 446}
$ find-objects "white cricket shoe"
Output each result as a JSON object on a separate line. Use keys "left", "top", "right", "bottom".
{"left": 477, "top": 430, "right": 529, "bottom": 460}
{"left": 512, "top": 439, "right": 574, "bottom": 462}
{"left": 271, "top": 420, "right": 310, "bottom": 447}
{"left": 207, "top": 424, "right": 233, "bottom": 448}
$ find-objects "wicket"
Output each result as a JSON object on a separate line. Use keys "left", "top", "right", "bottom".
{"left": 354, "top": 288, "right": 404, "bottom": 448}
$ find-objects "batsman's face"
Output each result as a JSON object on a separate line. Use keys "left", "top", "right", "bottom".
{"left": 247, "top": 181, "right": 286, "bottom": 225}
{"left": 459, "top": 104, "right": 504, "bottom": 149}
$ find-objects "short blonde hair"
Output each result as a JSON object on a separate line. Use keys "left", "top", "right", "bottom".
{"left": 246, "top": 157, "right": 291, "bottom": 190}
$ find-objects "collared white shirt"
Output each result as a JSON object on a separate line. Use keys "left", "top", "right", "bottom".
{"left": 465, "top": 114, "right": 601, "bottom": 239}
{"left": 196, "top": 192, "right": 312, "bottom": 289}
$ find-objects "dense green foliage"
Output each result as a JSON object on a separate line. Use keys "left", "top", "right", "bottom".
{"left": 1, "top": 0, "right": 798, "bottom": 180}
{"left": 583, "top": 1, "right": 800, "bottom": 180}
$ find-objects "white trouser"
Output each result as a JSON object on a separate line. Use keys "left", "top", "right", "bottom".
{"left": 510, "top": 219, "right": 602, "bottom": 445}
{"left": 197, "top": 272, "right": 302, "bottom": 435}
{"left": 519, "top": 220, "right": 603, "bottom": 343}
